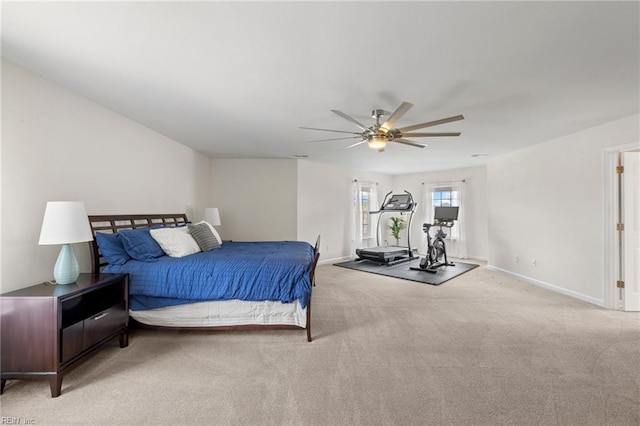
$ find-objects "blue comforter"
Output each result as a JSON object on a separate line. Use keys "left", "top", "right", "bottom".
{"left": 104, "top": 241, "right": 315, "bottom": 311}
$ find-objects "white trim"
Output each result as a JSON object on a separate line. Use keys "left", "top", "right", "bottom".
{"left": 466, "top": 255, "right": 488, "bottom": 263}
{"left": 319, "top": 255, "right": 351, "bottom": 265}
{"left": 487, "top": 265, "right": 606, "bottom": 308}
{"left": 603, "top": 150, "right": 619, "bottom": 309}
{"left": 605, "top": 141, "right": 640, "bottom": 153}
{"left": 603, "top": 141, "right": 640, "bottom": 310}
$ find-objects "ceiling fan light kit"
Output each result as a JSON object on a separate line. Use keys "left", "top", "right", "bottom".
{"left": 368, "top": 134, "right": 387, "bottom": 150}
{"left": 301, "top": 102, "right": 464, "bottom": 152}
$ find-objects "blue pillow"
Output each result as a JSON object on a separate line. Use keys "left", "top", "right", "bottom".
{"left": 95, "top": 232, "right": 130, "bottom": 265}
{"left": 119, "top": 227, "right": 165, "bottom": 261}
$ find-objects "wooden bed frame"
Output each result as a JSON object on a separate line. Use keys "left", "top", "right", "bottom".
{"left": 87, "top": 214, "right": 319, "bottom": 342}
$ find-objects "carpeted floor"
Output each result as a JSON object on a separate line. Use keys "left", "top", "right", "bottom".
{"left": 334, "top": 258, "right": 478, "bottom": 285}
{"left": 1, "top": 264, "right": 639, "bottom": 425}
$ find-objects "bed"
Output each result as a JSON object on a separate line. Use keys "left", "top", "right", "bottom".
{"left": 87, "top": 214, "right": 319, "bottom": 342}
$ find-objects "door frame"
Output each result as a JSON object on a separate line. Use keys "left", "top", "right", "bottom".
{"left": 604, "top": 142, "right": 640, "bottom": 310}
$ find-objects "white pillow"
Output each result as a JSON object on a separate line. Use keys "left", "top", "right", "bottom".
{"left": 150, "top": 227, "right": 201, "bottom": 258}
{"left": 195, "top": 220, "right": 222, "bottom": 246}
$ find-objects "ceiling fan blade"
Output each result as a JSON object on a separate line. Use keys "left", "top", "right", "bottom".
{"left": 331, "top": 110, "right": 370, "bottom": 132}
{"left": 340, "top": 140, "right": 368, "bottom": 150}
{"left": 381, "top": 101, "right": 413, "bottom": 131}
{"left": 401, "top": 132, "right": 461, "bottom": 137}
{"left": 307, "top": 136, "right": 361, "bottom": 143}
{"left": 397, "top": 114, "right": 465, "bottom": 133}
{"left": 393, "top": 138, "right": 427, "bottom": 148}
{"left": 299, "top": 126, "right": 361, "bottom": 135}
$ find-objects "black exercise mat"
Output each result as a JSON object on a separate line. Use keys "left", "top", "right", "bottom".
{"left": 334, "top": 258, "right": 479, "bottom": 286}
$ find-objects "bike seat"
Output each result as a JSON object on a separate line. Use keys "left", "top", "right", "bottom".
{"left": 422, "top": 223, "right": 433, "bottom": 231}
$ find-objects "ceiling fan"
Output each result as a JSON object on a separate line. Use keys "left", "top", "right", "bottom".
{"left": 300, "top": 102, "right": 464, "bottom": 152}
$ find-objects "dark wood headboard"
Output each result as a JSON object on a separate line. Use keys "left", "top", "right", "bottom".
{"left": 88, "top": 213, "right": 188, "bottom": 273}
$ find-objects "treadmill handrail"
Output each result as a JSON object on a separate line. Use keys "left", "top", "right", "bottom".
{"left": 374, "top": 191, "right": 392, "bottom": 246}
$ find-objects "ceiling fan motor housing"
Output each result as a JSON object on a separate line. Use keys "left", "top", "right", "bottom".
{"left": 386, "top": 129, "right": 402, "bottom": 140}
{"left": 371, "top": 109, "right": 385, "bottom": 119}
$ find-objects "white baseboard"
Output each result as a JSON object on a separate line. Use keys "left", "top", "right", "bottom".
{"left": 487, "top": 265, "right": 606, "bottom": 308}
{"left": 444, "top": 255, "right": 487, "bottom": 265}
{"left": 319, "top": 256, "right": 351, "bottom": 266}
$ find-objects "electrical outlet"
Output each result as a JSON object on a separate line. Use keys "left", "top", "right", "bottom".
{"left": 515, "top": 255, "right": 519, "bottom": 263}
{"left": 531, "top": 259, "right": 537, "bottom": 266}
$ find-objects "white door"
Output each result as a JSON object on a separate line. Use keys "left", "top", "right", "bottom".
{"left": 623, "top": 152, "right": 640, "bottom": 311}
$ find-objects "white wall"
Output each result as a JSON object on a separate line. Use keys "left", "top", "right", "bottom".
{"left": 207, "top": 159, "right": 393, "bottom": 260}
{"left": 1, "top": 60, "right": 212, "bottom": 292}
{"left": 210, "top": 158, "right": 298, "bottom": 242}
{"left": 392, "top": 167, "right": 489, "bottom": 260}
{"left": 297, "top": 160, "right": 393, "bottom": 262}
{"left": 487, "top": 114, "right": 640, "bottom": 306}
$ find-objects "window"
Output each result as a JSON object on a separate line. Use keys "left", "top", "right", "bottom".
{"left": 432, "top": 187, "right": 460, "bottom": 239}
{"left": 352, "top": 181, "right": 378, "bottom": 248}
{"left": 432, "top": 189, "right": 459, "bottom": 207}
{"left": 361, "top": 185, "right": 374, "bottom": 239}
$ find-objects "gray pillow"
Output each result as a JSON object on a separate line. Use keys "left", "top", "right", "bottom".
{"left": 188, "top": 222, "right": 220, "bottom": 251}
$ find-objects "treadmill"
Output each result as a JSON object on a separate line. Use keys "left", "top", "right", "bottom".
{"left": 355, "top": 190, "right": 417, "bottom": 266}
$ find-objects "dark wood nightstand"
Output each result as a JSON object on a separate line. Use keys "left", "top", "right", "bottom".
{"left": 0, "top": 273, "right": 129, "bottom": 397}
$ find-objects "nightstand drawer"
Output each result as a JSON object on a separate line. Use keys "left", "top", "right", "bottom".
{"left": 61, "top": 301, "right": 127, "bottom": 363}
{"left": 61, "top": 321, "right": 84, "bottom": 364}
{"left": 84, "top": 301, "right": 127, "bottom": 349}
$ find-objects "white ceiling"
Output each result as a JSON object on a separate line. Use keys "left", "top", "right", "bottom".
{"left": 2, "top": 1, "right": 638, "bottom": 175}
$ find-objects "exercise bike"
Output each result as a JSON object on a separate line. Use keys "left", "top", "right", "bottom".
{"left": 411, "top": 206, "right": 458, "bottom": 273}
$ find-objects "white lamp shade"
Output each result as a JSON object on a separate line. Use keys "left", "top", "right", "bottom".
{"left": 204, "top": 208, "right": 221, "bottom": 226}
{"left": 39, "top": 201, "right": 93, "bottom": 245}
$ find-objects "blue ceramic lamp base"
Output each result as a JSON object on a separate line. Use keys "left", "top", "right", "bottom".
{"left": 53, "top": 244, "right": 80, "bottom": 285}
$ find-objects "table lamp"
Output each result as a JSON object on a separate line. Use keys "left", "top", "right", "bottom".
{"left": 38, "top": 201, "right": 93, "bottom": 285}
{"left": 204, "top": 207, "right": 221, "bottom": 226}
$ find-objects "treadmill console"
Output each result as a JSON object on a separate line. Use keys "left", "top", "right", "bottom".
{"left": 382, "top": 194, "right": 413, "bottom": 211}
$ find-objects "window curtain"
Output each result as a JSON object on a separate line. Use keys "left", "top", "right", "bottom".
{"left": 351, "top": 180, "right": 362, "bottom": 257}
{"left": 420, "top": 183, "right": 436, "bottom": 254}
{"left": 351, "top": 180, "right": 379, "bottom": 257}
{"left": 450, "top": 181, "right": 467, "bottom": 259}
{"left": 369, "top": 185, "right": 379, "bottom": 241}
{"left": 420, "top": 181, "right": 468, "bottom": 259}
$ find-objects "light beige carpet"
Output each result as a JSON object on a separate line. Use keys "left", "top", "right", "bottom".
{"left": 1, "top": 264, "right": 639, "bottom": 425}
